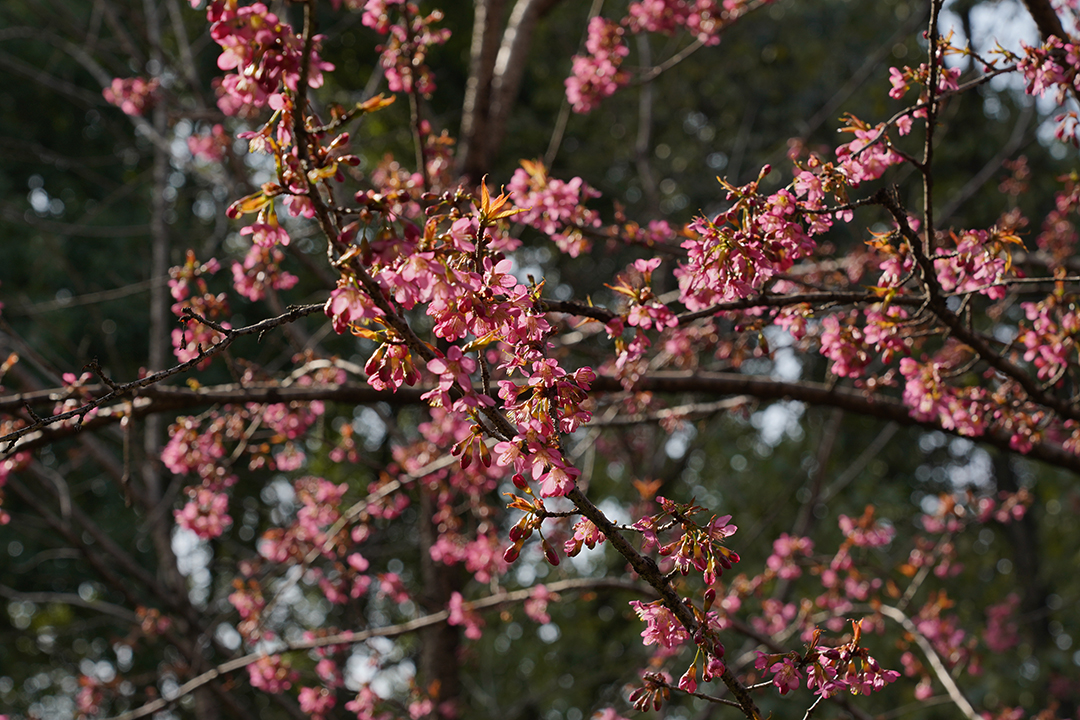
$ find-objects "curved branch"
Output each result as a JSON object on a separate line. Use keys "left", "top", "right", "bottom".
{"left": 102, "top": 577, "right": 649, "bottom": 720}
{"left": 875, "top": 605, "right": 979, "bottom": 720}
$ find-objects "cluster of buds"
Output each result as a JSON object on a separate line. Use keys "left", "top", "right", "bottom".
{"left": 755, "top": 622, "right": 901, "bottom": 697}
{"left": 502, "top": 480, "right": 559, "bottom": 565}
{"left": 633, "top": 496, "right": 740, "bottom": 586}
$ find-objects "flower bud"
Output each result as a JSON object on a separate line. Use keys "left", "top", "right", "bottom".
{"left": 512, "top": 473, "right": 528, "bottom": 490}
{"left": 542, "top": 538, "right": 560, "bottom": 566}
{"left": 503, "top": 543, "right": 521, "bottom": 563}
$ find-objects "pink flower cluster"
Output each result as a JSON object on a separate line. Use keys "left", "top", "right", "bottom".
{"left": 362, "top": 1, "right": 451, "bottom": 96}
{"left": 168, "top": 252, "right": 231, "bottom": 367}
{"left": 1037, "top": 173, "right": 1080, "bottom": 264}
{"left": 231, "top": 244, "right": 298, "bottom": 302}
{"left": 820, "top": 311, "right": 871, "bottom": 378}
{"left": 447, "top": 591, "right": 484, "bottom": 639}
{"left": 494, "top": 361, "right": 594, "bottom": 498}
{"left": 838, "top": 509, "right": 895, "bottom": 548}
{"left": 676, "top": 172, "right": 816, "bottom": 310}
{"left": 247, "top": 654, "right": 297, "bottom": 693}
{"left": 755, "top": 623, "right": 900, "bottom": 698}
{"left": 187, "top": 124, "right": 229, "bottom": 163}
{"left": 900, "top": 356, "right": 989, "bottom": 437}
{"left": 566, "top": 17, "right": 630, "bottom": 114}
{"left": 835, "top": 121, "right": 905, "bottom": 186}
{"left": 887, "top": 63, "right": 961, "bottom": 100}
{"left": 976, "top": 489, "right": 1031, "bottom": 524}
{"left": 765, "top": 533, "right": 813, "bottom": 579}
{"left": 298, "top": 687, "right": 336, "bottom": 720}
{"left": 163, "top": 410, "right": 239, "bottom": 538}
{"left": 1019, "top": 298, "right": 1080, "bottom": 381}
{"left": 1017, "top": 37, "right": 1080, "bottom": 144}
{"left": 102, "top": 77, "right": 159, "bottom": 116}
{"left": 633, "top": 497, "right": 740, "bottom": 586}
{"left": 630, "top": 600, "right": 690, "bottom": 649}
{"left": 625, "top": 0, "right": 732, "bottom": 45}
{"left": 507, "top": 160, "right": 602, "bottom": 257}
{"left": 567, "top": 1, "right": 766, "bottom": 112}
{"left": 205, "top": 2, "right": 333, "bottom": 115}
{"left": 564, "top": 517, "right": 605, "bottom": 556}
{"left": 913, "top": 595, "right": 973, "bottom": 671}
{"left": 933, "top": 229, "right": 1013, "bottom": 300}
{"left": 430, "top": 532, "right": 508, "bottom": 584}
{"left": 751, "top": 598, "right": 798, "bottom": 636}
{"left": 983, "top": 593, "right": 1021, "bottom": 653}
{"left": 175, "top": 487, "right": 232, "bottom": 539}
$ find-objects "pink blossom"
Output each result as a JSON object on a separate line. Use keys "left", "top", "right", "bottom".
{"left": 676, "top": 181, "right": 816, "bottom": 310}
{"left": 565, "top": 18, "right": 630, "bottom": 114}
{"left": 766, "top": 533, "right": 813, "bottom": 579}
{"left": 447, "top": 591, "right": 484, "bottom": 639}
{"left": 984, "top": 593, "right": 1021, "bottom": 653}
{"left": 187, "top": 124, "right": 229, "bottom": 163}
{"left": 298, "top": 686, "right": 336, "bottom": 720}
{"left": 820, "top": 312, "right": 870, "bottom": 377}
{"left": 888, "top": 66, "right": 909, "bottom": 99}
{"left": 565, "top": 517, "right": 605, "bottom": 556}
{"left": 174, "top": 488, "right": 232, "bottom": 539}
{"left": 102, "top": 77, "right": 159, "bottom": 116}
{"left": 626, "top": 0, "right": 727, "bottom": 45}
{"left": 324, "top": 281, "right": 384, "bottom": 334}
{"left": 769, "top": 657, "right": 803, "bottom": 695}
{"left": 207, "top": 3, "right": 333, "bottom": 114}
{"left": 508, "top": 161, "right": 602, "bottom": 256}
{"left": 838, "top": 512, "right": 895, "bottom": 548}
{"left": 247, "top": 655, "right": 297, "bottom": 693}
{"left": 524, "top": 585, "right": 553, "bottom": 624}
{"left": 231, "top": 245, "right": 298, "bottom": 302}
{"left": 629, "top": 600, "right": 689, "bottom": 649}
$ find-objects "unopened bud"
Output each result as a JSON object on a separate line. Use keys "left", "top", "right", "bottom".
{"left": 512, "top": 473, "right": 528, "bottom": 490}
{"left": 503, "top": 543, "right": 521, "bottom": 563}
{"left": 542, "top": 539, "right": 560, "bottom": 566}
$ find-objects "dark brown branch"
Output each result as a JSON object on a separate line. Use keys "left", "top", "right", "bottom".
{"left": 1021, "top": 0, "right": 1068, "bottom": 40}
{"left": 876, "top": 187, "right": 1080, "bottom": 425}
{"left": 566, "top": 486, "right": 763, "bottom": 719}
{"left": 9, "top": 368, "right": 1080, "bottom": 474}
{"left": 0, "top": 304, "right": 325, "bottom": 454}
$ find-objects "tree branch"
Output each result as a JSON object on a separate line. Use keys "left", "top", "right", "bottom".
{"left": 102, "top": 577, "right": 649, "bottom": 720}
